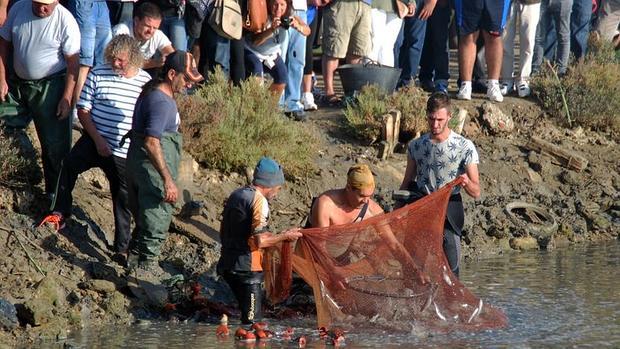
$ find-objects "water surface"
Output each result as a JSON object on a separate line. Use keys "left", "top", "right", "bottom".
{"left": 43, "top": 241, "right": 620, "bottom": 348}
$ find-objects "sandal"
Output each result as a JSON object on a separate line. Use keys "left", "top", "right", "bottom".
{"left": 321, "top": 94, "right": 342, "bottom": 108}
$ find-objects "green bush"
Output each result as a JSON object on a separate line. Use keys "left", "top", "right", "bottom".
{"left": 389, "top": 85, "right": 428, "bottom": 139}
{"left": 344, "top": 85, "right": 428, "bottom": 143}
{"left": 177, "top": 70, "right": 317, "bottom": 176}
{"left": 531, "top": 42, "right": 620, "bottom": 137}
{"left": 343, "top": 84, "right": 388, "bottom": 143}
{"left": 0, "top": 130, "right": 31, "bottom": 184}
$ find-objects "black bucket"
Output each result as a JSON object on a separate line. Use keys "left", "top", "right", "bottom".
{"left": 337, "top": 63, "right": 401, "bottom": 97}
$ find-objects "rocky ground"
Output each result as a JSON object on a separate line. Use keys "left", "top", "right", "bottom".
{"left": 0, "top": 93, "right": 618, "bottom": 346}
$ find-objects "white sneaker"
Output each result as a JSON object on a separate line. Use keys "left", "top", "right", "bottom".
{"left": 457, "top": 84, "right": 472, "bottom": 100}
{"left": 499, "top": 82, "right": 512, "bottom": 96}
{"left": 301, "top": 92, "right": 318, "bottom": 111}
{"left": 517, "top": 81, "right": 531, "bottom": 97}
{"left": 487, "top": 83, "right": 504, "bottom": 102}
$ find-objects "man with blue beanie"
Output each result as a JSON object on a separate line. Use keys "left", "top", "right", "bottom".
{"left": 217, "top": 157, "right": 302, "bottom": 324}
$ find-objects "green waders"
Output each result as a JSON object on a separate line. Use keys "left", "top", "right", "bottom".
{"left": 126, "top": 131, "right": 182, "bottom": 262}
{"left": 0, "top": 72, "right": 71, "bottom": 195}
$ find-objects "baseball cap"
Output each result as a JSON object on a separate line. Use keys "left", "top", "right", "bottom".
{"left": 163, "top": 51, "right": 204, "bottom": 83}
{"left": 32, "top": 0, "right": 56, "bottom": 4}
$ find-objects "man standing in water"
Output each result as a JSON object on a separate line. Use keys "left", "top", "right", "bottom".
{"left": 308, "top": 164, "right": 428, "bottom": 286}
{"left": 126, "top": 50, "right": 203, "bottom": 272}
{"left": 399, "top": 92, "right": 481, "bottom": 277}
{"left": 309, "top": 164, "right": 383, "bottom": 227}
{"left": 217, "top": 157, "right": 302, "bottom": 324}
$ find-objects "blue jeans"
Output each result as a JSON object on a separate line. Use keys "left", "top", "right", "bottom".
{"left": 395, "top": 0, "right": 428, "bottom": 87}
{"left": 281, "top": 10, "right": 307, "bottom": 112}
{"left": 532, "top": 0, "right": 572, "bottom": 74}
{"left": 245, "top": 51, "right": 288, "bottom": 84}
{"left": 161, "top": 15, "right": 188, "bottom": 51}
{"left": 106, "top": 0, "right": 134, "bottom": 27}
{"left": 419, "top": 2, "right": 451, "bottom": 86}
{"left": 200, "top": 19, "right": 231, "bottom": 77}
{"left": 571, "top": 0, "right": 591, "bottom": 60}
{"left": 68, "top": 0, "right": 112, "bottom": 67}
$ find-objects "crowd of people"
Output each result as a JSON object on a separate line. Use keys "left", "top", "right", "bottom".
{"left": 0, "top": 0, "right": 618, "bottom": 325}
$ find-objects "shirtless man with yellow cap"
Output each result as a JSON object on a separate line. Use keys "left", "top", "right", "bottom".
{"left": 309, "top": 164, "right": 383, "bottom": 227}
{"left": 307, "top": 163, "right": 429, "bottom": 286}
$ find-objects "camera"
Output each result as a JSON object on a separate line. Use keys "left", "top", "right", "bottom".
{"left": 280, "top": 16, "right": 292, "bottom": 29}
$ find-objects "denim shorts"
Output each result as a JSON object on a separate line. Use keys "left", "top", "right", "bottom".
{"left": 245, "top": 51, "right": 288, "bottom": 85}
{"left": 454, "top": 0, "right": 511, "bottom": 35}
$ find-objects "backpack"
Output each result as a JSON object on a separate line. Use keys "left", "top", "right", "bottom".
{"left": 243, "top": 0, "right": 268, "bottom": 33}
{"left": 209, "top": 0, "right": 243, "bottom": 40}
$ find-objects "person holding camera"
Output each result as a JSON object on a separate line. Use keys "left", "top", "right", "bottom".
{"left": 244, "top": 0, "right": 310, "bottom": 101}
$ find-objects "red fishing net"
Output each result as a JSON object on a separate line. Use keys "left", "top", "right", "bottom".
{"left": 265, "top": 178, "right": 508, "bottom": 331}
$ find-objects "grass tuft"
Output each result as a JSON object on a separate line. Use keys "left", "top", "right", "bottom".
{"left": 0, "top": 130, "right": 32, "bottom": 184}
{"left": 531, "top": 41, "right": 620, "bottom": 138}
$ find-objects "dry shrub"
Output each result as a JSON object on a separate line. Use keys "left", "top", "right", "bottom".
{"left": 343, "top": 84, "right": 388, "bottom": 143}
{"left": 344, "top": 85, "right": 428, "bottom": 143}
{"left": 0, "top": 130, "right": 31, "bottom": 184}
{"left": 389, "top": 85, "right": 428, "bottom": 141}
{"left": 531, "top": 42, "right": 620, "bottom": 138}
{"left": 178, "top": 70, "right": 317, "bottom": 176}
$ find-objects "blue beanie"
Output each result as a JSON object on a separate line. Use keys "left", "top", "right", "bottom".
{"left": 253, "top": 157, "right": 285, "bottom": 188}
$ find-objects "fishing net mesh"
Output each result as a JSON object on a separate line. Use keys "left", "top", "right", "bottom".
{"left": 265, "top": 178, "right": 508, "bottom": 331}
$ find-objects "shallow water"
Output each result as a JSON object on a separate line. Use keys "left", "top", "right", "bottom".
{"left": 40, "top": 241, "right": 620, "bottom": 348}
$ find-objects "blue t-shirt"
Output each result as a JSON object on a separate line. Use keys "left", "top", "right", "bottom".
{"left": 131, "top": 89, "right": 179, "bottom": 139}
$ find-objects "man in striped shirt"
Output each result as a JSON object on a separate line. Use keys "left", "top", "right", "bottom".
{"left": 40, "top": 35, "right": 151, "bottom": 263}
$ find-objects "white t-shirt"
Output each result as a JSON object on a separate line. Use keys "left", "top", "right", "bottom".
{"left": 407, "top": 131, "right": 479, "bottom": 194}
{"left": 0, "top": 1, "right": 80, "bottom": 80}
{"left": 77, "top": 64, "right": 152, "bottom": 158}
{"left": 112, "top": 22, "right": 172, "bottom": 59}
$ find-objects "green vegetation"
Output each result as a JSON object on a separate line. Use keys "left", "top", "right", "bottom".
{"left": 531, "top": 41, "right": 620, "bottom": 138}
{"left": 0, "top": 130, "right": 32, "bottom": 184}
{"left": 177, "top": 70, "right": 317, "bottom": 176}
{"left": 343, "top": 85, "right": 428, "bottom": 143}
{"left": 390, "top": 85, "right": 430, "bottom": 139}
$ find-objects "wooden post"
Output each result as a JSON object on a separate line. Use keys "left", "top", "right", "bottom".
{"left": 454, "top": 109, "right": 468, "bottom": 134}
{"left": 389, "top": 109, "right": 401, "bottom": 150}
{"left": 524, "top": 136, "right": 588, "bottom": 172}
{"left": 380, "top": 113, "right": 394, "bottom": 159}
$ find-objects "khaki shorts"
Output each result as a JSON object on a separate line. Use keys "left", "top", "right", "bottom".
{"left": 322, "top": 0, "right": 372, "bottom": 59}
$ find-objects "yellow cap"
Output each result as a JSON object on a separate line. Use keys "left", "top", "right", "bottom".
{"left": 347, "top": 164, "right": 375, "bottom": 190}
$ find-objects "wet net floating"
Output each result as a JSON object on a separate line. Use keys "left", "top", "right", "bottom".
{"left": 265, "top": 178, "right": 508, "bottom": 331}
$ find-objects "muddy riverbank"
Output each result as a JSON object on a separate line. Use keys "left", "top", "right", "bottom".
{"left": 0, "top": 95, "right": 618, "bottom": 346}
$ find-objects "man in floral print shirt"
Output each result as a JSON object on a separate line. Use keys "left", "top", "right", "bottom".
{"left": 399, "top": 92, "right": 481, "bottom": 278}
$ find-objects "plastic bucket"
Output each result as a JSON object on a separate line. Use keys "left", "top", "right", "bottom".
{"left": 337, "top": 63, "right": 402, "bottom": 97}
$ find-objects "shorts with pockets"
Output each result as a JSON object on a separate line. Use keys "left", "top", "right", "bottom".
{"left": 453, "top": 0, "right": 511, "bottom": 35}
{"left": 322, "top": 0, "right": 372, "bottom": 58}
